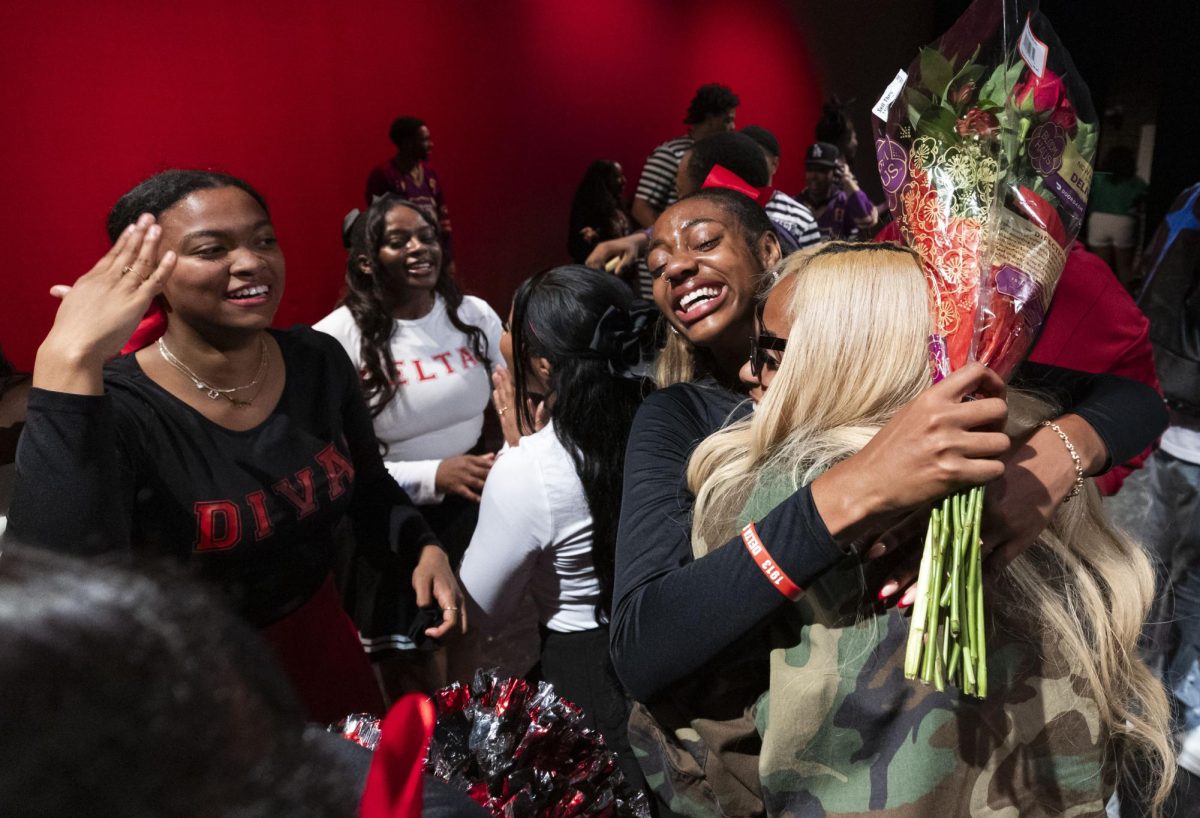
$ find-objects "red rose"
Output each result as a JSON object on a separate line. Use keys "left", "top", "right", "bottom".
{"left": 1049, "top": 95, "right": 1077, "bottom": 130}
{"left": 1014, "top": 69, "right": 1065, "bottom": 110}
{"left": 956, "top": 108, "right": 1000, "bottom": 138}
{"left": 1014, "top": 68, "right": 1077, "bottom": 131}
{"left": 949, "top": 79, "right": 976, "bottom": 107}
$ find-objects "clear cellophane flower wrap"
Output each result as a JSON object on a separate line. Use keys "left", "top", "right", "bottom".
{"left": 871, "top": 0, "right": 1097, "bottom": 696}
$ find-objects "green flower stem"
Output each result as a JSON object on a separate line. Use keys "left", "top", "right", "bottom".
{"left": 905, "top": 486, "right": 989, "bottom": 698}
{"left": 904, "top": 511, "right": 938, "bottom": 679}
{"left": 922, "top": 498, "right": 951, "bottom": 683}
{"left": 971, "top": 486, "right": 987, "bottom": 697}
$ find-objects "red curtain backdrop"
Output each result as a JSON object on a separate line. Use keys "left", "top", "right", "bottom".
{"left": 0, "top": 0, "right": 821, "bottom": 368}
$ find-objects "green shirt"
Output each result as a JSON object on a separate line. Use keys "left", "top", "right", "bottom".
{"left": 1089, "top": 173, "right": 1147, "bottom": 217}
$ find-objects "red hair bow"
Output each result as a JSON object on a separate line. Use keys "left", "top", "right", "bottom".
{"left": 701, "top": 164, "right": 775, "bottom": 208}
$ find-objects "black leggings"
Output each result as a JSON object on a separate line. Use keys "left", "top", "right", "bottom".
{"left": 531, "top": 626, "right": 648, "bottom": 799}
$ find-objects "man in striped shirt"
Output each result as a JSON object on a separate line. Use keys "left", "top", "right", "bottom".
{"left": 740, "top": 125, "right": 821, "bottom": 250}
{"left": 631, "top": 84, "right": 740, "bottom": 230}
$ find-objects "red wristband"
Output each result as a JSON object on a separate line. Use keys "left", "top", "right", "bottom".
{"left": 741, "top": 522, "right": 804, "bottom": 601}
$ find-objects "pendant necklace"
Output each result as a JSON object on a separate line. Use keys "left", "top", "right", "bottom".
{"left": 157, "top": 336, "right": 269, "bottom": 407}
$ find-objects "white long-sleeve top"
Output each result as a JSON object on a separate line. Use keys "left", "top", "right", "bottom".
{"left": 314, "top": 295, "right": 503, "bottom": 504}
{"left": 458, "top": 421, "right": 602, "bottom": 633}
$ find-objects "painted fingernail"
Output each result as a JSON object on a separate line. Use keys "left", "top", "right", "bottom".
{"left": 147, "top": 225, "right": 161, "bottom": 239}
{"left": 877, "top": 581, "right": 898, "bottom": 599}
{"left": 866, "top": 542, "right": 887, "bottom": 560}
{"left": 137, "top": 213, "right": 153, "bottom": 227}
{"left": 900, "top": 587, "right": 916, "bottom": 607}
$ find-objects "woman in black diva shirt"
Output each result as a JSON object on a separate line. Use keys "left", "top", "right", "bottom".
{"left": 7, "top": 170, "right": 463, "bottom": 722}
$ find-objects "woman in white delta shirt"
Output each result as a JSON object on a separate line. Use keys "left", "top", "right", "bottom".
{"left": 458, "top": 265, "right": 656, "bottom": 798}
{"left": 315, "top": 194, "right": 501, "bottom": 583}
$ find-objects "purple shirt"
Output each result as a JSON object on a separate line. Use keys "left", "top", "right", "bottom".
{"left": 804, "top": 188, "right": 876, "bottom": 240}
{"left": 365, "top": 159, "right": 453, "bottom": 252}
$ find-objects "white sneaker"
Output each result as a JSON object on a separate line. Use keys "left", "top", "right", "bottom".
{"left": 1179, "top": 724, "right": 1200, "bottom": 777}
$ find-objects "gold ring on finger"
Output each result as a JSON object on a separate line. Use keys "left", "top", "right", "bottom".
{"left": 442, "top": 606, "right": 459, "bottom": 612}
{"left": 121, "top": 265, "right": 136, "bottom": 276}
{"left": 498, "top": 406, "right": 509, "bottom": 416}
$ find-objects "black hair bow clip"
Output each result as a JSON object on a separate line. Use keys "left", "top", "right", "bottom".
{"left": 587, "top": 302, "right": 658, "bottom": 378}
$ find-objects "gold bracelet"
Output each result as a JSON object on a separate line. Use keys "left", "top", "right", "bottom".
{"left": 1040, "top": 420, "right": 1085, "bottom": 501}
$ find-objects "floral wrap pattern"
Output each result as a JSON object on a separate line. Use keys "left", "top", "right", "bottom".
{"left": 871, "top": 0, "right": 1098, "bottom": 380}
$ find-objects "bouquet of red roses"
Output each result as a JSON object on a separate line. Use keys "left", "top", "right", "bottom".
{"left": 871, "top": 0, "right": 1097, "bottom": 696}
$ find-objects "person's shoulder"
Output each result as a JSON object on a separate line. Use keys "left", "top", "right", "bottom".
{"left": 275, "top": 326, "right": 355, "bottom": 371}
{"left": 102, "top": 351, "right": 143, "bottom": 383}
{"left": 514, "top": 423, "right": 570, "bottom": 463}
{"left": 648, "top": 135, "right": 692, "bottom": 158}
{"left": 637, "top": 380, "right": 744, "bottom": 429}
{"left": 767, "top": 191, "right": 816, "bottom": 219}
{"left": 97, "top": 354, "right": 155, "bottom": 411}
{"left": 489, "top": 432, "right": 554, "bottom": 497}
{"left": 367, "top": 159, "right": 393, "bottom": 177}
{"left": 97, "top": 354, "right": 172, "bottom": 431}
{"left": 459, "top": 295, "right": 501, "bottom": 323}
{"left": 312, "top": 306, "right": 356, "bottom": 337}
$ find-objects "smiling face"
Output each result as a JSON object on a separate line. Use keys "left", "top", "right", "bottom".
{"left": 156, "top": 187, "right": 284, "bottom": 337}
{"left": 373, "top": 204, "right": 442, "bottom": 302}
{"left": 647, "top": 197, "right": 775, "bottom": 351}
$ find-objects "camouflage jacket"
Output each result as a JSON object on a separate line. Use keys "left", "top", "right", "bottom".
{"left": 629, "top": 472, "right": 1111, "bottom": 818}
{"left": 748, "top": 473, "right": 1111, "bottom": 818}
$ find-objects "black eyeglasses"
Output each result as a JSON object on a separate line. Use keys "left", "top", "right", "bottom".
{"left": 749, "top": 333, "right": 788, "bottom": 379}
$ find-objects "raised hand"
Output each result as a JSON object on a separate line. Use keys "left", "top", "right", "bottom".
{"left": 492, "top": 368, "right": 547, "bottom": 447}
{"left": 812, "top": 362, "right": 1010, "bottom": 544}
{"left": 35, "top": 213, "right": 176, "bottom": 395}
{"left": 585, "top": 232, "right": 647, "bottom": 275}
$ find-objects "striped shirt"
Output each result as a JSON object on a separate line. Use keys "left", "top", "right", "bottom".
{"left": 634, "top": 136, "right": 694, "bottom": 213}
{"left": 764, "top": 191, "right": 821, "bottom": 249}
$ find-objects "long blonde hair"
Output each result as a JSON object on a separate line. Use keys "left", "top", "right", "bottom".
{"left": 687, "top": 242, "right": 1174, "bottom": 810}
{"left": 689, "top": 243, "right": 931, "bottom": 547}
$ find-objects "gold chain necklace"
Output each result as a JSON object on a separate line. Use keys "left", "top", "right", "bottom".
{"left": 157, "top": 336, "right": 269, "bottom": 407}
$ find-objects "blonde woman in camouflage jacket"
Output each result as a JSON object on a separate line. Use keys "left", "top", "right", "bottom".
{"left": 685, "top": 242, "right": 1174, "bottom": 817}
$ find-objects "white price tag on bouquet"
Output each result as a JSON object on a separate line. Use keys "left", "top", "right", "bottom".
{"left": 872, "top": 69, "right": 909, "bottom": 121}
{"left": 1019, "top": 14, "right": 1048, "bottom": 77}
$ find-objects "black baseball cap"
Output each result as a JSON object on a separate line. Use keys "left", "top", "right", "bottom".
{"left": 805, "top": 142, "right": 840, "bottom": 169}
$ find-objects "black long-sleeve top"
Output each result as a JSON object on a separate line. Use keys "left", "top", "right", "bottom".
{"left": 6, "top": 327, "right": 438, "bottom": 627}
{"left": 610, "top": 364, "right": 1168, "bottom": 702}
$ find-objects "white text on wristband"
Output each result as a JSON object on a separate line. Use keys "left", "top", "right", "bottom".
{"left": 741, "top": 522, "right": 804, "bottom": 601}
